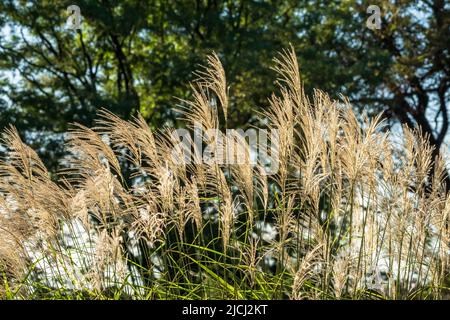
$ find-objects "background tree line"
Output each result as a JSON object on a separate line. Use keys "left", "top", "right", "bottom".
{"left": 0, "top": 0, "right": 449, "bottom": 180}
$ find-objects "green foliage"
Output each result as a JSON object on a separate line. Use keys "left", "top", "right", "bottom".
{"left": 1, "top": 1, "right": 448, "bottom": 174}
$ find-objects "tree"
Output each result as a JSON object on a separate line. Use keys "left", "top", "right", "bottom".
{"left": 1, "top": 0, "right": 449, "bottom": 182}
{"left": 301, "top": 0, "right": 450, "bottom": 188}
{"left": 0, "top": 0, "right": 305, "bottom": 170}
{"left": 0, "top": 0, "right": 150, "bottom": 170}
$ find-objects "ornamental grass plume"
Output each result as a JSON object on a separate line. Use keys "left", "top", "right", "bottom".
{"left": 0, "top": 47, "right": 448, "bottom": 300}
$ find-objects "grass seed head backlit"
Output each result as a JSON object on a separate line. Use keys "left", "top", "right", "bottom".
{"left": 0, "top": 48, "right": 448, "bottom": 300}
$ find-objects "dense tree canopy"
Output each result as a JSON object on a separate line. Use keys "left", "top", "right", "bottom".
{"left": 0, "top": 0, "right": 449, "bottom": 174}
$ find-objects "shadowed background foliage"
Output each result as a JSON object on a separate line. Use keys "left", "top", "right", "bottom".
{"left": 0, "top": 0, "right": 449, "bottom": 174}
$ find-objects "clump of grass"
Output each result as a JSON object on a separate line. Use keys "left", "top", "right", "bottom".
{"left": 0, "top": 47, "right": 449, "bottom": 300}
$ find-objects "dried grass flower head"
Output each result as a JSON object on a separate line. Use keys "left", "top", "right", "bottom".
{"left": 0, "top": 46, "right": 448, "bottom": 300}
